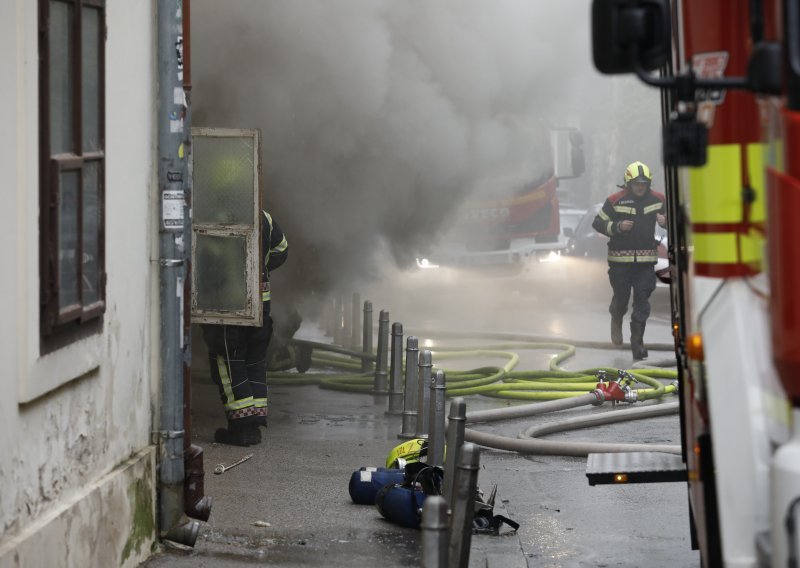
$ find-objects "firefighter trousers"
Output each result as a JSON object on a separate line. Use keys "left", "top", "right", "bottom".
{"left": 607, "top": 263, "right": 657, "bottom": 325}
{"left": 201, "top": 303, "right": 273, "bottom": 427}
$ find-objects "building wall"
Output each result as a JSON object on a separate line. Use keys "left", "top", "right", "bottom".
{"left": 0, "top": 1, "right": 160, "bottom": 566}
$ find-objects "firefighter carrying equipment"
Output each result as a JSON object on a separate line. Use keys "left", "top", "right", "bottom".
{"left": 201, "top": 211, "right": 288, "bottom": 438}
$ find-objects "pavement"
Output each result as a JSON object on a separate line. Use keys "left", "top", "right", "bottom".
{"left": 142, "top": 328, "right": 528, "bottom": 567}
{"left": 143, "top": 264, "right": 697, "bottom": 567}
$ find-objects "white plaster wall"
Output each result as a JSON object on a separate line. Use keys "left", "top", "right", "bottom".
{"left": 0, "top": 0, "right": 159, "bottom": 564}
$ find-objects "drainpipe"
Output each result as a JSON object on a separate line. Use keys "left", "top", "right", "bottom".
{"left": 180, "top": 0, "right": 212, "bottom": 523}
{"left": 157, "top": 0, "right": 199, "bottom": 545}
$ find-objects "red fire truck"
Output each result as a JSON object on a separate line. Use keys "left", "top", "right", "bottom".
{"left": 591, "top": 1, "right": 800, "bottom": 566}
{"left": 415, "top": 128, "right": 584, "bottom": 271}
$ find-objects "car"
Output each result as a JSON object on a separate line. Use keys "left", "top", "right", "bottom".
{"left": 559, "top": 205, "right": 588, "bottom": 242}
{"left": 565, "top": 203, "right": 607, "bottom": 259}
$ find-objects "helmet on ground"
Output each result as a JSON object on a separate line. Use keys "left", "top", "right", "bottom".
{"left": 623, "top": 161, "right": 652, "bottom": 187}
{"left": 386, "top": 438, "right": 428, "bottom": 469}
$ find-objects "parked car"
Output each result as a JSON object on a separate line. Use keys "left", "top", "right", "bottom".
{"left": 559, "top": 204, "right": 588, "bottom": 242}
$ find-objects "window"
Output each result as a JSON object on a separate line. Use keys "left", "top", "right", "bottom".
{"left": 39, "top": 0, "right": 106, "bottom": 339}
{"left": 190, "top": 128, "right": 263, "bottom": 327}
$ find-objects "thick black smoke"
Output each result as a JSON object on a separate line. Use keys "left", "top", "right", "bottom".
{"left": 191, "top": 1, "right": 661, "bottom": 307}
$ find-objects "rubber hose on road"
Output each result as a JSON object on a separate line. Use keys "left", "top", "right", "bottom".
{"left": 465, "top": 401, "right": 681, "bottom": 457}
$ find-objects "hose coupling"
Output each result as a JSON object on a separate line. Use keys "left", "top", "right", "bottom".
{"left": 593, "top": 380, "right": 627, "bottom": 403}
{"left": 624, "top": 389, "right": 638, "bottom": 403}
{"left": 671, "top": 380, "right": 679, "bottom": 393}
{"left": 591, "top": 389, "right": 606, "bottom": 405}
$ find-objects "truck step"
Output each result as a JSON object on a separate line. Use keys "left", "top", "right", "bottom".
{"left": 586, "top": 451, "right": 687, "bottom": 485}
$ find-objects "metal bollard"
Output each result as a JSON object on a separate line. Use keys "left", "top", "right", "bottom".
{"left": 373, "top": 310, "right": 390, "bottom": 393}
{"left": 324, "top": 296, "right": 335, "bottom": 337}
{"left": 351, "top": 292, "right": 361, "bottom": 349}
{"left": 427, "top": 370, "right": 446, "bottom": 467}
{"left": 415, "top": 349, "right": 433, "bottom": 438}
{"left": 361, "top": 301, "right": 373, "bottom": 373}
{"left": 448, "top": 443, "right": 480, "bottom": 568}
{"left": 333, "top": 294, "right": 344, "bottom": 345}
{"left": 387, "top": 323, "right": 405, "bottom": 415}
{"left": 398, "top": 337, "right": 420, "bottom": 439}
{"left": 342, "top": 293, "right": 353, "bottom": 347}
{"left": 421, "top": 496, "right": 449, "bottom": 568}
{"left": 443, "top": 398, "right": 467, "bottom": 508}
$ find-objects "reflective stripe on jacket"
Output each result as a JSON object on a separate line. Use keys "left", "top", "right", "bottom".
{"left": 262, "top": 211, "right": 288, "bottom": 302}
{"left": 591, "top": 189, "right": 664, "bottom": 265}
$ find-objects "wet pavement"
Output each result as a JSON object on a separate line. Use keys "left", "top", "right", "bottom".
{"left": 143, "top": 262, "right": 698, "bottom": 567}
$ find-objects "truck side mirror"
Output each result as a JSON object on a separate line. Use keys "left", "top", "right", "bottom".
{"left": 552, "top": 127, "right": 585, "bottom": 179}
{"left": 591, "top": 0, "right": 671, "bottom": 74}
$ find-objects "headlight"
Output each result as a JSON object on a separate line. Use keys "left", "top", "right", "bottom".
{"left": 537, "top": 250, "right": 562, "bottom": 263}
{"left": 416, "top": 258, "right": 440, "bottom": 269}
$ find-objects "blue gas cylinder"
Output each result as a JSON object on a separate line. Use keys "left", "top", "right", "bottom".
{"left": 374, "top": 483, "right": 427, "bottom": 528}
{"left": 348, "top": 467, "right": 407, "bottom": 505}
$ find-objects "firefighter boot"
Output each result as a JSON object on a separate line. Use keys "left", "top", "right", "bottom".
{"left": 214, "top": 422, "right": 262, "bottom": 446}
{"left": 610, "top": 316, "right": 623, "bottom": 346}
{"left": 630, "top": 321, "right": 648, "bottom": 361}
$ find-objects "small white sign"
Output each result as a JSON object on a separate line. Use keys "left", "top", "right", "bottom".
{"left": 162, "top": 190, "right": 184, "bottom": 229}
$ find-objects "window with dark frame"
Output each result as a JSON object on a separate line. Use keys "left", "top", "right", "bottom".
{"left": 39, "top": 0, "right": 106, "bottom": 340}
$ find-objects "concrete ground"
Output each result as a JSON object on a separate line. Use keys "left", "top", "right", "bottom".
{"left": 143, "top": 260, "right": 697, "bottom": 567}
{"left": 143, "top": 361, "right": 527, "bottom": 567}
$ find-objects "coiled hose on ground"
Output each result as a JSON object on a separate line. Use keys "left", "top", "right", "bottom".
{"left": 266, "top": 331, "right": 681, "bottom": 457}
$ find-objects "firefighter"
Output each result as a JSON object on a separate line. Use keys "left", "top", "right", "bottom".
{"left": 592, "top": 161, "right": 666, "bottom": 360}
{"left": 201, "top": 210, "right": 289, "bottom": 446}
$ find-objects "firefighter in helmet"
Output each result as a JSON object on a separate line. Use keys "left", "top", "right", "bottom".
{"left": 592, "top": 161, "right": 666, "bottom": 360}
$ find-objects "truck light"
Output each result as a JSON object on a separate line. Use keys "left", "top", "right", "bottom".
{"left": 687, "top": 333, "right": 704, "bottom": 361}
{"left": 613, "top": 473, "right": 628, "bottom": 483}
{"left": 416, "top": 258, "right": 439, "bottom": 269}
{"left": 538, "top": 250, "right": 562, "bottom": 263}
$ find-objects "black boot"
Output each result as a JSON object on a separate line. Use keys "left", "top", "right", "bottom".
{"left": 296, "top": 345, "right": 313, "bottom": 374}
{"left": 630, "top": 321, "right": 648, "bottom": 361}
{"left": 610, "top": 316, "right": 623, "bottom": 346}
{"left": 214, "top": 422, "right": 262, "bottom": 446}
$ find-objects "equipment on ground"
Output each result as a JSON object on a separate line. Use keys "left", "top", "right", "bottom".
{"left": 213, "top": 453, "right": 254, "bottom": 475}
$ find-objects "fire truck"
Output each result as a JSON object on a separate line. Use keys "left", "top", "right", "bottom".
{"left": 415, "top": 127, "right": 584, "bottom": 271}
{"left": 590, "top": 1, "right": 800, "bottom": 566}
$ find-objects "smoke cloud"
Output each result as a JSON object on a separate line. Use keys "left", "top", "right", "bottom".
{"left": 191, "top": 1, "right": 661, "bottom": 305}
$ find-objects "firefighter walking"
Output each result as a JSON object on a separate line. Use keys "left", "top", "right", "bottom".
{"left": 592, "top": 161, "right": 666, "bottom": 360}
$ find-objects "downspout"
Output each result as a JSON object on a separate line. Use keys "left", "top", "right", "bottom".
{"left": 157, "top": 0, "right": 200, "bottom": 545}
{"left": 181, "top": 0, "right": 212, "bottom": 523}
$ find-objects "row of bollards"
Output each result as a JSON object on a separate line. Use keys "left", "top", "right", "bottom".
{"left": 324, "top": 295, "right": 478, "bottom": 567}
{"left": 422, "top": 399, "right": 478, "bottom": 568}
